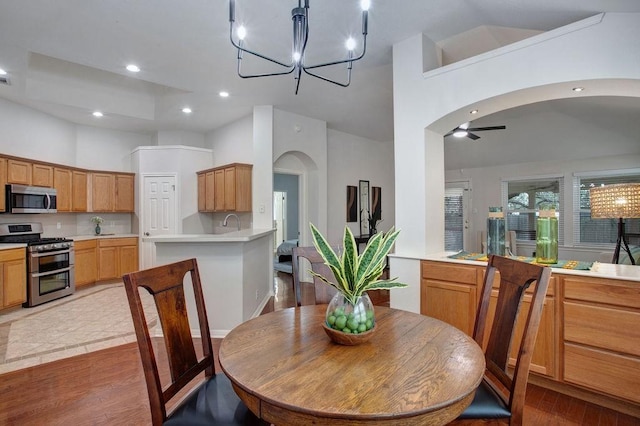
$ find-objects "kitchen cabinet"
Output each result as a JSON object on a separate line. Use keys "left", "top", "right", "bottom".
{"left": 197, "top": 173, "right": 206, "bottom": 211}
{"left": 562, "top": 275, "right": 640, "bottom": 404}
{"left": 90, "top": 172, "right": 135, "bottom": 213}
{"left": 0, "top": 158, "right": 6, "bottom": 212}
{"left": 32, "top": 163, "right": 54, "bottom": 187}
{"left": 420, "top": 260, "right": 478, "bottom": 335}
{"left": 74, "top": 239, "right": 97, "bottom": 287}
{"left": 197, "top": 163, "right": 252, "bottom": 213}
{"left": 53, "top": 167, "right": 73, "bottom": 212}
{"left": 0, "top": 248, "right": 27, "bottom": 309}
{"left": 114, "top": 174, "right": 134, "bottom": 212}
{"left": 72, "top": 170, "right": 88, "bottom": 211}
{"left": 97, "top": 237, "right": 138, "bottom": 281}
{"left": 7, "top": 159, "right": 32, "bottom": 185}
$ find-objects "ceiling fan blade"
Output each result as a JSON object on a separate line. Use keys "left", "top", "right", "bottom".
{"left": 466, "top": 125, "right": 506, "bottom": 132}
{"left": 467, "top": 132, "right": 480, "bottom": 140}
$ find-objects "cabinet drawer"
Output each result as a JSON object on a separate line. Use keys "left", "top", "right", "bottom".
{"left": 563, "top": 276, "right": 640, "bottom": 309}
{"left": 98, "top": 237, "right": 137, "bottom": 248}
{"left": 564, "top": 301, "right": 640, "bottom": 356}
{"left": 421, "top": 261, "right": 477, "bottom": 285}
{"left": 74, "top": 239, "right": 97, "bottom": 250}
{"left": 0, "top": 248, "right": 25, "bottom": 262}
{"left": 564, "top": 343, "right": 640, "bottom": 404}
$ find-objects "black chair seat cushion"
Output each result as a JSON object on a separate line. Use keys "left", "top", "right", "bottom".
{"left": 164, "top": 373, "right": 264, "bottom": 425}
{"left": 457, "top": 379, "right": 511, "bottom": 420}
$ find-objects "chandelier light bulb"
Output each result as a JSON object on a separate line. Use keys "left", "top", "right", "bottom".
{"left": 0, "top": 68, "right": 6, "bottom": 75}
{"left": 237, "top": 25, "right": 247, "bottom": 40}
{"left": 361, "top": 0, "right": 371, "bottom": 11}
{"left": 345, "top": 37, "right": 356, "bottom": 51}
{"left": 292, "top": 51, "right": 301, "bottom": 62}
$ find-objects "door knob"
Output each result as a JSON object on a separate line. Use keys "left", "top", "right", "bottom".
{"left": 144, "top": 232, "right": 150, "bottom": 236}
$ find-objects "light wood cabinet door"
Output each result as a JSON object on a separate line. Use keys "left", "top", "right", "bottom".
{"left": 233, "top": 164, "right": 252, "bottom": 212}
{"left": 53, "top": 168, "right": 72, "bottom": 212}
{"left": 224, "top": 167, "right": 236, "bottom": 211}
{"left": 197, "top": 173, "right": 206, "bottom": 212}
{"left": 0, "top": 249, "right": 27, "bottom": 308}
{"left": 205, "top": 171, "right": 216, "bottom": 212}
{"left": 421, "top": 280, "right": 477, "bottom": 335}
{"left": 7, "top": 159, "right": 32, "bottom": 185}
{"left": 74, "top": 240, "right": 97, "bottom": 287}
{"left": 214, "top": 169, "right": 225, "bottom": 211}
{"left": 119, "top": 245, "right": 138, "bottom": 276}
{"left": 72, "top": 170, "right": 88, "bottom": 212}
{"left": 92, "top": 173, "right": 114, "bottom": 212}
{"left": 114, "top": 174, "right": 134, "bottom": 212}
{"left": 0, "top": 158, "right": 7, "bottom": 212}
{"left": 97, "top": 246, "right": 119, "bottom": 281}
{"left": 32, "top": 163, "right": 53, "bottom": 187}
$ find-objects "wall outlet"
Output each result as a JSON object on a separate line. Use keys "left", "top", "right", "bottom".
{"left": 56, "top": 222, "right": 61, "bottom": 229}
{"left": 255, "top": 289, "right": 259, "bottom": 300}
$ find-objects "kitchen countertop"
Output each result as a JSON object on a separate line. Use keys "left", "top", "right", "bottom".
{"left": 143, "top": 228, "right": 275, "bottom": 243}
{"left": 70, "top": 234, "right": 138, "bottom": 241}
{"left": 0, "top": 243, "right": 27, "bottom": 250}
{"left": 421, "top": 251, "right": 640, "bottom": 283}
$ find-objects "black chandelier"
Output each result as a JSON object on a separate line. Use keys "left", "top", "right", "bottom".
{"left": 229, "top": 0, "right": 370, "bottom": 94}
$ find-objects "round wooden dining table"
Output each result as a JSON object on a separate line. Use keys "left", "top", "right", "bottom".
{"left": 219, "top": 305, "right": 485, "bottom": 426}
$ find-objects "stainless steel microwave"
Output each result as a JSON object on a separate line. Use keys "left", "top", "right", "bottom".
{"left": 5, "top": 184, "right": 57, "bottom": 214}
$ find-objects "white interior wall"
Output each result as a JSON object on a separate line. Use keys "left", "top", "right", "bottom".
{"left": 156, "top": 130, "right": 206, "bottom": 148}
{"left": 206, "top": 114, "right": 254, "bottom": 166}
{"left": 76, "top": 125, "right": 151, "bottom": 171}
{"left": 327, "top": 129, "right": 395, "bottom": 243}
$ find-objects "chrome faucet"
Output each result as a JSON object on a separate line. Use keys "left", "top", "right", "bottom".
{"left": 223, "top": 213, "right": 241, "bottom": 231}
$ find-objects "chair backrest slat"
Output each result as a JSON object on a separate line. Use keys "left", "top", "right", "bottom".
{"left": 123, "top": 258, "right": 214, "bottom": 425}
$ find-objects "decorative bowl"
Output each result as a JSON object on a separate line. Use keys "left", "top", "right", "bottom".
{"left": 322, "top": 322, "right": 376, "bottom": 345}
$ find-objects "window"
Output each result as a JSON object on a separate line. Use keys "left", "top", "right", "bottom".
{"left": 502, "top": 177, "right": 563, "bottom": 244}
{"left": 573, "top": 170, "right": 640, "bottom": 245}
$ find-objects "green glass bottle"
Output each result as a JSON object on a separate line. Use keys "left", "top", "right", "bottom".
{"left": 536, "top": 206, "right": 558, "bottom": 264}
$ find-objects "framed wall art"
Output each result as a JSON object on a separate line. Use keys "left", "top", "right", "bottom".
{"left": 346, "top": 185, "right": 358, "bottom": 222}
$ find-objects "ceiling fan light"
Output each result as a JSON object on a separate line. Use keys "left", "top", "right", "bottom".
{"left": 453, "top": 130, "right": 468, "bottom": 138}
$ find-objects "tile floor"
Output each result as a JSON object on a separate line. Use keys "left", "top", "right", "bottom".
{"left": 0, "top": 283, "right": 156, "bottom": 375}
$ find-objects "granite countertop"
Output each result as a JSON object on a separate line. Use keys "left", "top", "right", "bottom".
{"left": 143, "top": 228, "right": 275, "bottom": 243}
{"left": 420, "top": 251, "right": 640, "bottom": 283}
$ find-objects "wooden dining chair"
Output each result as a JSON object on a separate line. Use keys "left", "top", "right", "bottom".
{"left": 122, "top": 258, "right": 264, "bottom": 426}
{"left": 292, "top": 246, "right": 340, "bottom": 306}
{"left": 454, "top": 255, "right": 552, "bottom": 425}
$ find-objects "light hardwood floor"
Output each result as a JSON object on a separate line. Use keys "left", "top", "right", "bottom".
{"left": 0, "top": 272, "right": 637, "bottom": 425}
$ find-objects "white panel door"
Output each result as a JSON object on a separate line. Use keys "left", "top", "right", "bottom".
{"left": 142, "top": 175, "right": 177, "bottom": 268}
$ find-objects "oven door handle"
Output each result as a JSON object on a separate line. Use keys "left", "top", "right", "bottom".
{"left": 31, "top": 266, "right": 73, "bottom": 278}
{"left": 30, "top": 249, "right": 72, "bottom": 258}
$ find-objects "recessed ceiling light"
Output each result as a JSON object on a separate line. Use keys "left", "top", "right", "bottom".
{"left": 219, "top": 91, "right": 230, "bottom": 98}
{"left": 0, "top": 69, "right": 7, "bottom": 75}
{"left": 126, "top": 64, "right": 140, "bottom": 73}
{"left": 92, "top": 111, "right": 103, "bottom": 117}
{"left": 470, "top": 109, "right": 478, "bottom": 114}
{"left": 182, "top": 107, "right": 192, "bottom": 114}
{"left": 572, "top": 87, "right": 584, "bottom": 92}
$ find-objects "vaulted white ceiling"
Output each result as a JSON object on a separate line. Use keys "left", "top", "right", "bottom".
{"left": 0, "top": 0, "right": 639, "bottom": 144}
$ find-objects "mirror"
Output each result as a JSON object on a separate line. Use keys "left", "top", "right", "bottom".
{"left": 359, "top": 180, "right": 370, "bottom": 236}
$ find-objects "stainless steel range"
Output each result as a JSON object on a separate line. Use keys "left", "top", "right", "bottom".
{"left": 0, "top": 223, "right": 75, "bottom": 307}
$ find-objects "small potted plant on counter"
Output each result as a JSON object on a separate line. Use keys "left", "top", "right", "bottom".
{"left": 91, "top": 216, "right": 104, "bottom": 235}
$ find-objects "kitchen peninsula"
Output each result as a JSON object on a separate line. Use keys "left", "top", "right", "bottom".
{"left": 419, "top": 253, "right": 640, "bottom": 417}
{"left": 143, "top": 228, "right": 274, "bottom": 337}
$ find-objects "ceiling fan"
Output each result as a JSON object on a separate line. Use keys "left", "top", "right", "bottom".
{"left": 445, "top": 122, "right": 506, "bottom": 140}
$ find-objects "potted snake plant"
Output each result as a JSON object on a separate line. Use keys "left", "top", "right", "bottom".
{"left": 309, "top": 223, "right": 407, "bottom": 344}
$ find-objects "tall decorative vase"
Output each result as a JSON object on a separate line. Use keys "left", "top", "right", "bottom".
{"left": 486, "top": 206, "right": 505, "bottom": 256}
{"left": 536, "top": 206, "right": 558, "bottom": 264}
{"left": 323, "top": 292, "right": 376, "bottom": 345}
{"left": 95, "top": 224, "right": 101, "bottom": 235}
